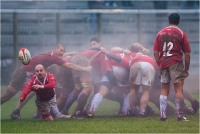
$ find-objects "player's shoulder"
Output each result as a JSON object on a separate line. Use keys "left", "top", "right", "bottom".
{"left": 47, "top": 72, "right": 55, "bottom": 77}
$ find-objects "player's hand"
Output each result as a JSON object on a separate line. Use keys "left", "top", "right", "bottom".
{"left": 84, "top": 66, "right": 93, "bottom": 72}
{"left": 184, "top": 70, "right": 189, "bottom": 77}
{"left": 100, "top": 47, "right": 108, "bottom": 53}
{"left": 32, "top": 85, "right": 44, "bottom": 90}
{"left": 19, "top": 98, "right": 24, "bottom": 104}
{"left": 123, "top": 49, "right": 131, "bottom": 54}
{"left": 142, "top": 48, "right": 150, "bottom": 54}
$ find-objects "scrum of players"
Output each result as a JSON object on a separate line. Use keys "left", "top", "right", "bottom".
{"left": 1, "top": 37, "right": 199, "bottom": 121}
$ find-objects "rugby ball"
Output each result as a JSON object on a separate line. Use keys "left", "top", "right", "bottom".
{"left": 19, "top": 48, "right": 31, "bottom": 65}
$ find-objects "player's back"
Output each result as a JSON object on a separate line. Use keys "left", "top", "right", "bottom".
{"left": 156, "top": 26, "right": 185, "bottom": 68}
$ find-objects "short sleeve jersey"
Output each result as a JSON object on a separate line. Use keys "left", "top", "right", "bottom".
{"left": 153, "top": 26, "right": 191, "bottom": 69}
{"left": 80, "top": 48, "right": 112, "bottom": 75}
{"left": 23, "top": 52, "right": 65, "bottom": 72}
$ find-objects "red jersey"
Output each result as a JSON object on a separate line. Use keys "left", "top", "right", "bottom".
{"left": 80, "top": 48, "right": 112, "bottom": 74}
{"left": 130, "top": 53, "right": 158, "bottom": 70}
{"left": 110, "top": 52, "right": 131, "bottom": 69}
{"left": 153, "top": 25, "right": 191, "bottom": 69}
{"left": 20, "top": 72, "right": 56, "bottom": 101}
{"left": 110, "top": 52, "right": 158, "bottom": 70}
{"left": 23, "top": 52, "right": 65, "bottom": 73}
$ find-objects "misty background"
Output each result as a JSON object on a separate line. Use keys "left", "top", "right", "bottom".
{"left": 1, "top": 1, "right": 199, "bottom": 92}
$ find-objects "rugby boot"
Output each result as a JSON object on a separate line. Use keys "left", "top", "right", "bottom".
{"left": 87, "top": 111, "right": 94, "bottom": 118}
{"left": 177, "top": 116, "right": 189, "bottom": 121}
{"left": 160, "top": 117, "right": 167, "bottom": 121}
{"left": 192, "top": 99, "right": 199, "bottom": 113}
{"left": 11, "top": 109, "right": 21, "bottom": 120}
{"left": 145, "top": 106, "right": 156, "bottom": 116}
{"left": 56, "top": 114, "right": 71, "bottom": 119}
{"left": 128, "top": 107, "right": 139, "bottom": 117}
{"left": 183, "top": 105, "right": 194, "bottom": 115}
{"left": 71, "top": 110, "right": 83, "bottom": 119}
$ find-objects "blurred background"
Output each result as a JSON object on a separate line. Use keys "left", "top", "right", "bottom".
{"left": 1, "top": 0, "right": 199, "bottom": 91}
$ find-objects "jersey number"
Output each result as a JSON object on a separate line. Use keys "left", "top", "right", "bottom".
{"left": 163, "top": 42, "right": 173, "bottom": 56}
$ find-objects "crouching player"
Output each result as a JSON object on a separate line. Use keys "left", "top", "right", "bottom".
{"left": 19, "top": 64, "right": 59, "bottom": 121}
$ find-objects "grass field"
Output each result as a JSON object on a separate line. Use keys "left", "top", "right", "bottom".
{"left": 1, "top": 86, "right": 199, "bottom": 133}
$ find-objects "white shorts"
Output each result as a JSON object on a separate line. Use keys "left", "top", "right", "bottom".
{"left": 113, "top": 66, "right": 129, "bottom": 86}
{"left": 129, "top": 62, "right": 155, "bottom": 86}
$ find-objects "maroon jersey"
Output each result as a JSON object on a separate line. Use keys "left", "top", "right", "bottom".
{"left": 153, "top": 26, "right": 191, "bottom": 69}
{"left": 20, "top": 72, "right": 56, "bottom": 101}
{"left": 80, "top": 48, "right": 112, "bottom": 74}
{"left": 23, "top": 51, "right": 65, "bottom": 73}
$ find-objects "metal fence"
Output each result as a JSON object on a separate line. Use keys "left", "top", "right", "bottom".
{"left": 1, "top": 9, "right": 199, "bottom": 84}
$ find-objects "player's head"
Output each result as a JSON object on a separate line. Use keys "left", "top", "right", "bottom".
{"left": 54, "top": 44, "right": 65, "bottom": 57}
{"left": 90, "top": 37, "right": 101, "bottom": 48}
{"left": 168, "top": 13, "right": 180, "bottom": 25}
{"left": 35, "top": 64, "right": 46, "bottom": 80}
{"left": 128, "top": 43, "right": 141, "bottom": 52}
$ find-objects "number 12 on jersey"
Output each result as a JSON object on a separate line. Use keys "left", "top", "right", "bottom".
{"left": 163, "top": 42, "right": 173, "bottom": 56}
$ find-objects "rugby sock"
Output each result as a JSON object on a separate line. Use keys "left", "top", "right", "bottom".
{"left": 89, "top": 93, "right": 103, "bottom": 113}
{"left": 74, "top": 92, "right": 88, "bottom": 115}
{"left": 121, "top": 94, "right": 130, "bottom": 115}
{"left": 62, "top": 90, "right": 79, "bottom": 114}
{"left": 159, "top": 95, "right": 167, "bottom": 119}
{"left": 175, "top": 97, "right": 184, "bottom": 118}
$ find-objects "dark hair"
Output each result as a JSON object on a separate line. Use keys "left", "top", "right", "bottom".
{"left": 90, "top": 37, "right": 101, "bottom": 43}
{"left": 168, "top": 13, "right": 180, "bottom": 25}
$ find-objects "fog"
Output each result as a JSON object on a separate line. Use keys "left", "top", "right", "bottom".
{"left": 1, "top": 2, "right": 199, "bottom": 93}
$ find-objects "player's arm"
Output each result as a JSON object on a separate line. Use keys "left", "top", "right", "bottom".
{"left": 32, "top": 74, "right": 56, "bottom": 90}
{"left": 184, "top": 53, "right": 190, "bottom": 75}
{"left": 63, "top": 51, "right": 79, "bottom": 56}
{"left": 132, "top": 43, "right": 150, "bottom": 54}
{"left": 182, "top": 32, "right": 191, "bottom": 75}
{"left": 62, "top": 62, "right": 92, "bottom": 72}
{"left": 99, "top": 47, "right": 122, "bottom": 62}
{"left": 153, "top": 36, "right": 160, "bottom": 67}
{"left": 111, "top": 47, "right": 131, "bottom": 54}
{"left": 153, "top": 51, "right": 160, "bottom": 67}
{"left": 19, "top": 78, "right": 33, "bottom": 104}
{"left": 44, "top": 74, "right": 56, "bottom": 89}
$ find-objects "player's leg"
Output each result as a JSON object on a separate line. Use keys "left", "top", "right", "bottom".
{"left": 1, "top": 85, "right": 18, "bottom": 104}
{"left": 174, "top": 80, "right": 187, "bottom": 121}
{"left": 159, "top": 67, "right": 172, "bottom": 121}
{"left": 129, "top": 84, "right": 140, "bottom": 116}
{"left": 71, "top": 73, "right": 93, "bottom": 118}
{"left": 86, "top": 72, "right": 114, "bottom": 117}
{"left": 1, "top": 68, "right": 27, "bottom": 104}
{"left": 50, "top": 98, "right": 71, "bottom": 119}
{"left": 139, "top": 85, "right": 151, "bottom": 116}
{"left": 120, "top": 93, "right": 130, "bottom": 116}
{"left": 11, "top": 92, "right": 35, "bottom": 119}
{"left": 71, "top": 55, "right": 93, "bottom": 118}
{"left": 170, "top": 62, "right": 189, "bottom": 121}
{"left": 128, "top": 63, "right": 141, "bottom": 116}
{"left": 160, "top": 83, "right": 170, "bottom": 120}
{"left": 61, "top": 89, "right": 80, "bottom": 115}
{"left": 36, "top": 99, "right": 53, "bottom": 121}
{"left": 87, "top": 84, "right": 109, "bottom": 117}
{"left": 138, "top": 62, "right": 155, "bottom": 117}
{"left": 183, "top": 90, "right": 199, "bottom": 113}
{"left": 105, "top": 87, "right": 124, "bottom": 115}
